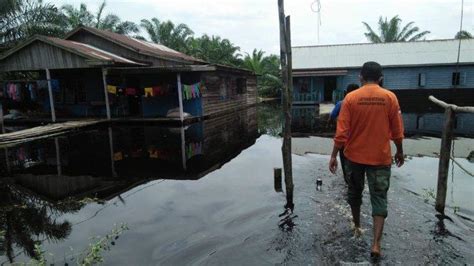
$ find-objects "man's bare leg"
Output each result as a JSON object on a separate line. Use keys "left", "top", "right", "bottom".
{"left": 371, "top": 216, "right": 385, "bottom": 256}
{"left": 351, "top": 205, "right": 362, "bottom": 237}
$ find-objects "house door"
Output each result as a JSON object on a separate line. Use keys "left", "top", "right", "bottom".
{"left": 323, "top": 77, "right": 337, "bottom": 102}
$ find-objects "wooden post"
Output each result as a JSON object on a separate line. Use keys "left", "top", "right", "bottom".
{"left": 278, "top": 0, "right": 294, "bottom": 210}
{"left": 54, "top": 137, "right": 62, "bottom": 176}
{"left": 102, "top": 68, "right": 111, "bottom": 120}
{"left": 274, "top": 168, "right": 283, "bottom": 192}
{"left": 180, "top": 126, "right": 187, "bottom": 170}
{"left": 435, "top": 107, "right": 455, "bottom": 214}
{"left": 108, "top": 127, "right": 117, "bottom": 177}
{"left": 45, "top": 68, "right": 56, "bottom": 122}
{"left": 176, "top": 73, "right": 184, "bottom": 123}
{"left": 0, "top": 103, "right": 5, "bottom": 134}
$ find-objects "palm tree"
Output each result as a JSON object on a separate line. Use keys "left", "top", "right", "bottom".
{"left": 242, "top": 49, "right": 281, "bottom": 97}
{"left": 362, "top": 16, "right": 430, "bottom": 43}
{"left": 140, "top": 18, "right": 194, "bottom": 52}
{"left": 61, "top": 1, "right": 139, "bottom": 36}
{"left": 0, "top": 0, "right": 65, "bottom": 50}
{"left": 455, "top": 30, "right": 473, "bottom": 39}
{"left": 187, "top": 34, "right": 241, "bottom": 66}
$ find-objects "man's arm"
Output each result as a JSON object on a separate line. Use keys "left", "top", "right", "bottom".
{"left": 329, "top": 100, "right": 351, "bottom": 174}
{"left": 389, "top": 95, "right": 405, "bottom": 167}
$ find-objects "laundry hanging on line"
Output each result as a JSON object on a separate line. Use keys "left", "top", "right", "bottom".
{"left": 182, "top": 83, "right": 202, "bottom": 100}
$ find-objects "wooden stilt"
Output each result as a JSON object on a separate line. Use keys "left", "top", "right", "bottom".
{"left": 274, "top": 168, "right": 283, "bottom": 192}
{"left": 54, "top": 137, "right": 62, "bottom": 176}
{"left": 177, "top": 73, "right": 184, "bottom": 123}
{"left": 0, "top": 103, "right": 5, "bottom": 134}
{"left": 180, "top": 126, "right": 187, "bottom": 170}
{"left": 108, "top": 127, "right": 117, "bottom": 177}
{"left": 45, "top": 68, "right": 56, "bottom": 122}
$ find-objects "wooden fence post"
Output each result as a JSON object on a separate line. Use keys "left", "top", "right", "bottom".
{"left": 435, "top": 107, "right": 455, "bottom": 214}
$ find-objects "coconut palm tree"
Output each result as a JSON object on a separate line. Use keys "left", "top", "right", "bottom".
{"left": 362, "top": 16, "right": 430, "bottom": 43}
{"left": 61, "top": 1, "right": 139, "bottom": 36}
{"left": 0, "top": 0, "right": 65, "bottom": 50}
{"left": 455, "top": 30, "right": 473, "bottom": 39}
{"left": 140, "top": 18, "right": 194, "bottom": 53}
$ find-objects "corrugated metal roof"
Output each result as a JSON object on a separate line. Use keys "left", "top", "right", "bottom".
{"left": 66, "top": 26, "right": 203, "bottom": 64}
{"left": 44, "top": 37, "right": 145, "bottom": 65}
{"left": 293, "top": 39, "right": 474, "bottom": 70}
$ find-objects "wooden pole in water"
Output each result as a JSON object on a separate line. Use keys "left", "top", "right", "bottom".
{"left": 278, "top": 0, "right": 294, "bottom": 210}
{"left": 102, "top": 68, "right": 111, "bottom": 120}
{"left": 274, "top": 168, "right": 283, "bottom": 192}
{"left": 435, "top": 107, "right": 455, "bottom": 214}
{"left": 45, "top": 68, "right": 56, "bottom": 122}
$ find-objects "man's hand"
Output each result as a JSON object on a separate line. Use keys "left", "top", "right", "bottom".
{"left": 329, "top": 156, "right": 338, "bottom": 174}
{"left": 394, "top": 151, "right": 404, "bottom": 167}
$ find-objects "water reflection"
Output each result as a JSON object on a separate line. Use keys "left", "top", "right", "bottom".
{"left": 0, "top": 107, "right": 259, "bottom": 262}
{"left": 289, "top": 105, "right": 474, "bottom": 137}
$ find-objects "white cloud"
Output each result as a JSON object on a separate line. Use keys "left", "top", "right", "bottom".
{"left": 54, "top": 0, "right": 474, "bottom": 55}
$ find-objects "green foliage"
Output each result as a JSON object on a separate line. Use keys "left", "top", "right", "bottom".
{"left": 241, "top": 49, "right": 281, "bottom": 97}
{"left": 187, "top": 34, "right": 242, "bottom": 66}
{"left": 78, "top": 223, "right": 129, "bottom": 265}
{"left": 0, "top": 0, "right": 65, "bottom": 50}
{"left": 362, "top": 15, "right": 430, "bottom": 43}
{"left": 61, "top": 0, "right": 139, "bottom": 36}
{"left": 140, "top": 18, "right": 194, "bottom": 53}
{"left": 455, "top": 30, "right": 473, "bottom": 39}
{"left": 422, "top": 188, "right": 436, "bottom": 203}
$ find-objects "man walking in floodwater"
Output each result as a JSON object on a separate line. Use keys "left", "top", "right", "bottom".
{"left": 328, "top": 61, "right": 405, "bottom": 258}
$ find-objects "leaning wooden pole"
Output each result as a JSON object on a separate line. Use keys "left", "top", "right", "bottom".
{"left": 435, "top": 107, "right": 455, "bottom": 214}
{"left": 278, "top": 0, "right": 294, "bottom": 210}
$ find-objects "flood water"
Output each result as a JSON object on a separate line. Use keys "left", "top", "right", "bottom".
{"left": 0, "top": 103, "right": 473, "bottom": 265}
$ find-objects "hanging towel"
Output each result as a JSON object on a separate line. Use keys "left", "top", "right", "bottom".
{"left": 144, "top": 87, "right": 153, "bottom": 97}
{"left": 125, "top": 88, "right": 137, "bottom": 96}
{"left": 152, "top": 86, "right": 161, "bottom": 96}
{"left": 28, "top": 83, "right": 37, "bottom": 101}
{"left": 113, "top": 152, "right": 123, "bottom": 161}
{"left": 107, "top": 85, "right": 117, "bottom": 94}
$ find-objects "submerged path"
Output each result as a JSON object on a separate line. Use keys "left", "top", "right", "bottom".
{"left": 280, "top": 153, "right": 474, "bottom": 265}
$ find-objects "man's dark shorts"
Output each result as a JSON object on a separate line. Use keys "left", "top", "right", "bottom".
{"left": 344, "top": 159, "right": 391, "bottom": 217}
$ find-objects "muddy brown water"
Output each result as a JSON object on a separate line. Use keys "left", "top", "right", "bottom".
{"left": 0, "top": 104, "right": 473, "bottom": 265}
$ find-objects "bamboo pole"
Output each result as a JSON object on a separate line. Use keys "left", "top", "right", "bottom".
{"left": 435, "top": 107, "right": 455, "bottom": 214}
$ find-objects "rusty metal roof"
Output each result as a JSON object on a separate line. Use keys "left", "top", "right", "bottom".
{"left": 0, "top": 35, "right": 145, "bottom": 67}
{"left": 44, "top": 37, "right": 145, "bottom": 65}
{"left": 65, "top": 26, "right": 203, "bottom": 64}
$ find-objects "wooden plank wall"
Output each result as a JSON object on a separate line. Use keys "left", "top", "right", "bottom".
{"left": 201, "top": 72, "right": 257, "bottom": 117}
{"left": 1, "top": 41, "right": 90, "bottom": 71}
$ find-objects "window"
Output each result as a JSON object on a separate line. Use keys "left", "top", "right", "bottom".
{"left": 452, "top": 72, "right": 466, "bottom": 86}
{"left": 237, "top": 78, "right": 247, "bottom": 94}
{"left": 418, "top": 73, "right": 426, "bottom": 87}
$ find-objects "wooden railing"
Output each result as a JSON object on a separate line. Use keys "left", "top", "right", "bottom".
{"left": 428, "top": 95, "right": 474, "bottom": 215}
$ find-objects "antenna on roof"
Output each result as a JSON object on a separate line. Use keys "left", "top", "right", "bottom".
{"left": 311, "top": 0, "right": 322, "bottom": 44}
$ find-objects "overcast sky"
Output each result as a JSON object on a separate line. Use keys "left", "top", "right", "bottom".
{"left": 55, "top": 0, "right": 474, "bottom": 55}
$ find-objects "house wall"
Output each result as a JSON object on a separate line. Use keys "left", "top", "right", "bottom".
{"left": 201, "top": 72, "right": 257, "bottom": 117}
{"left": 339, "top": 65, "right": 474, "bottom": 90}
{"left": 67, "top": 31, "right": 187, "bottom": 67}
